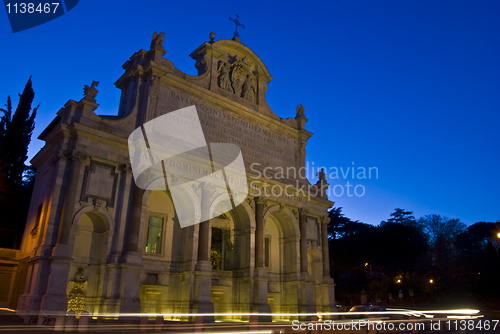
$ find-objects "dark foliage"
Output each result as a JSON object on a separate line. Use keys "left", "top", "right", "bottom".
{"left": 329, "top": 208, "right": 500, "bottom": 309}
{"left": 0, "top": 78, "right": 38, "bottom": 246}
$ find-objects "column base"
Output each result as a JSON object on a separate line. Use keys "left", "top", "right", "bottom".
{"left": 299, "top": 272, "right": 316, "bottom": 321}
{"left": 253, "top": 267, "right": 272, "bottom": 323}
{"left": 40, "top": 246, "right": 73, "bottom": 314}
{"left": 192, "top": 261, "right": 214, "bottom": 322}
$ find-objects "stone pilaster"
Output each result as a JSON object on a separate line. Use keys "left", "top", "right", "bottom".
{"left": 118, "top": 173, "right": 145, "bottom": 315}
{"left": 298, "top": 209, "right": 315, "bottom": 319}
{"left": 321, "top": 217, "right": 331, "bottom": 279}
{"left": 40, "top": 151, "right": 87, "bottom": 313}
{"left": 299, "top": 209, "right": 309, "bottom": 274}
{"left": 192, "top": 183, "right": 215, "bottom": 322}
{"left": 252, "top": 197, "right": 271, "bottom": 322}
{"left": 254, "top": 197, "right": 267, "bottom": 269}
{"left": 320, "top": 217, "right": 336, "bottom": 318}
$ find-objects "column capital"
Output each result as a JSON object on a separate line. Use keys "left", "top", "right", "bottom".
{"left": 118, "top": 163, "right": 133, "bottom": 174}
{"left": 198, "top": 182, "right": 217, "bottom": 198}
{"left": 70, "top": 151, "right": 88, "bottom": 161}
{"left": 298, "top": 208, "right": 309, "bottom": 216}
{"left": 58, "top": 149, "right": 88, "bottom": 162}
{"left": 254, "top": 196, "right": 268, "bottom": 208}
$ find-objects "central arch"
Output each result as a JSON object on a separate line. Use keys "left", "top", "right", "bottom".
{"left": 263, "top": 206, "right": 300, "bottom": 320}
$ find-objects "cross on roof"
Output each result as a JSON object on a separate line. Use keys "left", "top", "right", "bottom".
{"left": 229, "top": 14, "right": 245, "bottom": 38}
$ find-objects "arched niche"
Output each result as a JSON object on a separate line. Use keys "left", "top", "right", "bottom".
{"left": 69, "top": 208, "right": 112, "bottom": 314}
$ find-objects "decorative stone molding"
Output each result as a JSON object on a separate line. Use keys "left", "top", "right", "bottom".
{"left": 71, "top": 151, "right": 88, "bottom": 162}
{"left": 214, "top": 201, "right": 230, "bottom": 219}
{"left": 92, "top": 198, "right": 104, "bottom": 211}
{"left": 149, "top": 76, "right": 160, "bottom": 98}
{"left": 246, "top": 197, "right": 255, "bottom": 210}
{"left": 80, "top": 161, "right": 118, "bottom": 208}
{"left": 118, "top": 163, "right": 133, "bottom": 174}
{"left": 300, "top": 139, "right": 307, "bottom": 156}
{"left": 199, "top": 182, "right": 217, "bottom": 199}
{"left": 255, "top": 196, "right": 268, "bottom": 208}
{"left": 194, "top": 54, "right": 209, "bottom": 75}
{"left": 170, "top": 174, "right": 179, "bottom": 185}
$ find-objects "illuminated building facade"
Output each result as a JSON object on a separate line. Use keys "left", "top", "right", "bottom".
{"left": 15, "top": 32, "right": 336, "bottom": 321}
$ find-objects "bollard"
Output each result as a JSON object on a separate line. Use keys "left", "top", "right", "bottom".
{"left": 36, "top": 313, "right": 45, "bottom": 326}
{"left": 65, "top": 311, "right": 76, "bottom": 331}
{"left": 194, "top": 315, "right": 204, "bottom": 333}
{"left": 54, "top": 314, "right": 65, "bottom": 331}
{"left": 139, "top": 316, "right": 148, "bottom": 333}
{"left": 78, "top": 311, "right": 89, "bottom": 332}
{"left": 154, "top": 315, "right": 163, "bottom": 332}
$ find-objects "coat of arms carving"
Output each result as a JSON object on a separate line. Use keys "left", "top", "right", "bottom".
{"left": 217, "top": 56, "right": 257, "bottom": 104}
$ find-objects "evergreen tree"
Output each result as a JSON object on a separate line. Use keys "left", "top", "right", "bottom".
{"left": 0, "top": 77, "right": 38, "bottom": 240}
{"left": 0, "top": 77, "right": 38, "bottom": 187}
{"left": 0, "top": 96, "right": 12, "bottom": 140}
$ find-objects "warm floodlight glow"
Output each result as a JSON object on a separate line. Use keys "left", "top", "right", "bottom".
{"left": 497, "top": 232, "right": 500, "bottom": 239}
{"left": 365, "top": 262, "right": 368, "bottom": 266}
{"left": 397, "top": 279, "right": 401, "bottom": 283}
{"left": 429, "top": 279, "right": 434, "bottom": 283}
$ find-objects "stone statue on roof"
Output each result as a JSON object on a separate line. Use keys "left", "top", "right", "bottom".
{"left": 151, "top": 31, "right": 165, "bottom": 49}
{"left": 296, "top": 104, "right": 305, "bottom": 117}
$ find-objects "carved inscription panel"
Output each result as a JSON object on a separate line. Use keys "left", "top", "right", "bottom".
{"left": 156, "top": 89, "right": 298, "bottom": 172}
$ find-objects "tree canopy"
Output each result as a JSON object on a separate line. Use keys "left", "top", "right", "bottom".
{"left": 328, "top": 207, "right": 500, "bottom": 308}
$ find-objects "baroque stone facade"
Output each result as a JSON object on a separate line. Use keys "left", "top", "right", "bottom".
{"left": 16, "top": 32, "right": 336, "bottom": 321}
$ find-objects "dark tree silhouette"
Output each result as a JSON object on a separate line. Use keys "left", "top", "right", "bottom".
{"left": 0, "top": 76, "right": 38, "bottom": 187}
{"left": 0, "top": 77, "right": 38, "bottom": 247}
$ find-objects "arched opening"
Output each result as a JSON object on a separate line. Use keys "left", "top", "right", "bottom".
{"left": 264, "top": 208, "right": 300, "bottom": 320}
{"left": 265, "top": 215, "right": 283, "bottom": 319}
{"left": 69, "top": 211, "right": 110, "bottom": 315}
{"left": 140, "top": 189, "right": 180, "bottom": 316}
{"left": 210, "top": 213, "right": 235, "bottom": 320}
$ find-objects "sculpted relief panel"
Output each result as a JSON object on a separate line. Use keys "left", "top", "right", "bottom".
{"left": 217, "top": 55, "right": 257, "bottom": 104}
{"left": 157, "top": 89, "right": 297, "bottom": 174}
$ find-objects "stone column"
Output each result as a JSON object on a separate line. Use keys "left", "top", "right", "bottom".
{"left": 119, "top": 173, "right": 145, "bottom": 314}
{"left": 193, "top": 183, "right": 214, "bottom": 322}
{"left": 125, "top": 176, "right": 144, "bottom": 254}
{"left": 299, "top": 209, "right": 309, "bottom": 274}
{"left": 253, "top": 197, "right": 271, "bottom": 322}
{"left": 320, "top": 217, "right": 336, "bottom": 318}
{"left": 197, "top": 183, "right": 212, "bottom": 262}
{"left": 254, "top": 197, "right": 266, "bottom": 268}
{"left": 321, "top": 217, "right": 331, "bottom": 278}
{"left": 57, "top": 151, "right": 87, "bottom": 246}
{"left": 41, "top": 151, "right": 87, "bottom": 313}
{"left": 298, "top": 209, "right": 315, "bottom": 319}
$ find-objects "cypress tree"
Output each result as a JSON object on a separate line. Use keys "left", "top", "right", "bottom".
{"left": 0, "top": 77, "right": 38, "bottom": 239}
{"left": 0, "top": 77, "right": 38, "bottom": 187}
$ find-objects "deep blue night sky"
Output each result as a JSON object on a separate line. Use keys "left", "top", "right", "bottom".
{"left": 1, "top": 0, "right": 499, "bottom": 225}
